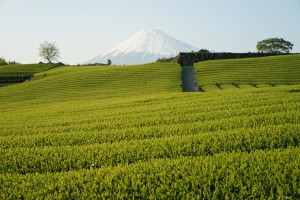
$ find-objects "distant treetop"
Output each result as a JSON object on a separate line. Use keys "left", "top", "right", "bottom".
{"left": 198, "top": 49, "right": 210, "bottom": 54}
{"left": 256, "top": 38, "right": 293, "bottom": 53}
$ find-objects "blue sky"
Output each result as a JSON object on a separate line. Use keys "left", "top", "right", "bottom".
{"left": 1, "top": 0, "right": 299, "bottom": 64}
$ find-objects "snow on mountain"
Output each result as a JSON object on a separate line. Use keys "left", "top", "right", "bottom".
{"left": 84, "top": 29, "right": 199, "bottom": 65}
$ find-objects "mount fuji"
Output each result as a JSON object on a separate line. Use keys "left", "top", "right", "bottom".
{"left": 85, "top": 29, "right": 199, "bottom": 65}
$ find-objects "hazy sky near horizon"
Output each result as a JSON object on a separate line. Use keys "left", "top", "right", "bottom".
{"left": 1, "top": 0, "right": 300, "bottom": 64}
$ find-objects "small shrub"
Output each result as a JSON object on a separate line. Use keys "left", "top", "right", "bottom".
{"left": 0, "top": 57, "right": 7, "bottom": 66}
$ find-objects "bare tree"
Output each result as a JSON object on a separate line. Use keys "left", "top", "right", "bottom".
{"left": 39, "top": 41, "right": 60, "bottom": 63}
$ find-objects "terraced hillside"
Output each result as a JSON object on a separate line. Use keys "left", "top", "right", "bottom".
{"left": 0, "top": 58, "right": 300, "bottom": 199}
{"left": 0, "top": 63, "right": 56, "bottom": 85}
{"left": 194, "top": 54, "right": 300, "bottom": 91}
{"left": 0, "top": 63, "right": 181, "bottom": 109}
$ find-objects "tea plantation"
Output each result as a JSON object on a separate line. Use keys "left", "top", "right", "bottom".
{"left": 0, "top": 55, "right": 299, "bottom": 199}
{"left": 195, "top": 54, "right": 300, "bottom": 91}
{"left": 0, "top": 63, "right": 56, "bottom": 85}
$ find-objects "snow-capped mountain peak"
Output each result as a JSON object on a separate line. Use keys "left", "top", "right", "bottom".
{"left": 85, "top": 29, "right": 199, "bottom": 65}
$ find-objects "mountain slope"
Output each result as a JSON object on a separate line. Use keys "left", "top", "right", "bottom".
{"left": 85, "top": 29, "right": 199, "bottom": 65}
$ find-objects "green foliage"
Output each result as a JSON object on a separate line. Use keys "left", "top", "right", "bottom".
{"left": 0, "top": 63, "right": 56, "bottom": 84}
{"left": 156, "top": 54, "right": 180, "bottom": 63}
{"left": 195, "top": 54, "right": 300, "bottom": 91}
{"left": 7, "top": 60, "right": 20, "bottom": 65}
{"left": 2, "top": 148, "right": 300, "bottom": 199}
{"left": 157, "top": 57, "right": 172, "bottom": 62}
{"left": 0, "top": 57, "right": 7, "bottom": 66}
{"left": 178, "top": 52, "right": 288, "bottom": 65}
{"left": 197, "top": 48, "right": 210, "bottom": 54}
{"left": 0, "top": 63, "right": 56, "bottom": 76}
{"left": 0, "top": 62, "right": 181, "bottom": 102}
{"left": 257, "top": 38, "right": 293, "bottom": 53}
{"left": 107, "top": 59, "right": 112, "bottom": 65}
{"left": 0, "top": 58, "right": 299, "bottom": 198}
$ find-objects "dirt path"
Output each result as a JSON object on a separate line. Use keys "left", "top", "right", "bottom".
{"left": 181, "top": 66, "right": 200, "bottom": 92}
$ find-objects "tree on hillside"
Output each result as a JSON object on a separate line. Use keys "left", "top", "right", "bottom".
{"left": 39, "top": 41, "right": 60, "bottom": 63}
{"left": 0, "top": 57, "right": 7, "bottom": 66}
{"left": 256, "top": 38, "right": 293, "bottom": 53}
{"left": 7, "top": 60, "right": 20, "bottom": 65}
{"left": 198, "top": 49, "right": 210, "bottom": 54}
{"left": 107, "top": 59, "right": 112, "bottom": 66}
